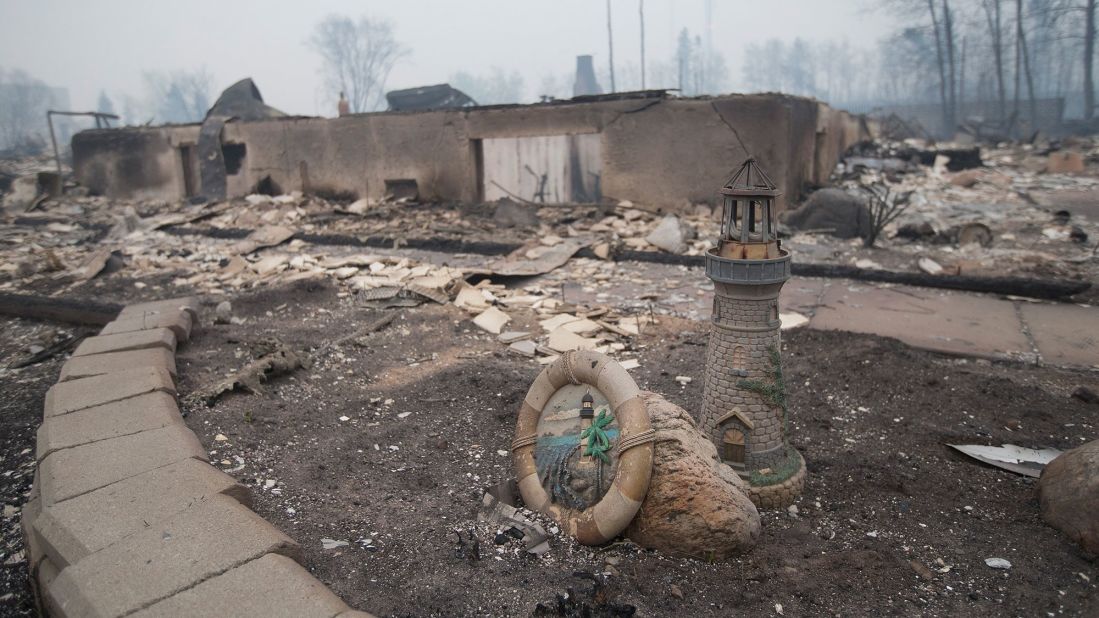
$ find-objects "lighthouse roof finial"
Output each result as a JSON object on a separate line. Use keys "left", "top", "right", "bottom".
{"left": 720, "top": 157, "right": 781, "bottom": 198}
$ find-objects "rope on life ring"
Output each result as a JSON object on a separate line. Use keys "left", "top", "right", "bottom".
{"left": 616, "top": 428, "right": 656, "bottom": 455}
{"left": 510, "top": 434, "right": 537, "bottom": 451}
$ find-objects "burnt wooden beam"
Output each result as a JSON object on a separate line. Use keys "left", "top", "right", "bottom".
{"left": 0, "top": 292, "right": 122, "bottom": 326}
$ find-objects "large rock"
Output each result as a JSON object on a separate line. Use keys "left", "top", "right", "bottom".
{"left": 1038, "top": 439, "right": 1099, "bottom": 554}
{"left": 781, "top": 188, "right": 872, "bottom": 239}
{"left": 624, "top": 392, "right": 760, "bottom": 560}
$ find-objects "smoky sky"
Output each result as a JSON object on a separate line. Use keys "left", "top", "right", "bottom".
{"left": 0, "top": 0, "right": 891, "bottom": 116}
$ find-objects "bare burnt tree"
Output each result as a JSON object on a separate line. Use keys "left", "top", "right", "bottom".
{"left": 142, "top": 69, "right": 213, "bottom": 124}
{"left": 981, "top": 0, "right": 1008, "bottom": 122}
{"left": 862, "top": 184, "right": 912, "bottom": 248}
{"left": 310, "top": 15, "right": 407, "bottom": 113}
{"left": 927, "top": 0, "right": 952, "bottom": 132}
{"left": 1015, "top": 0, "right": 1038, "bottom": 131}
{"left": 1087, "top": 0, "right": 1096, "bottom": 120}
{"left": 944, "top": 0, "right": 958, "bottom": 130}
{"left": 0, "top": 67, "right": 54, "bottom": 153}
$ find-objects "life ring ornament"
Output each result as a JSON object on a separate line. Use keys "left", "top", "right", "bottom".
{"left": 512, "top": 350, "right": 654, "bottom": 545}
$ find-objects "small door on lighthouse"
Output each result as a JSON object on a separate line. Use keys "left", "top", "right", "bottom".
{"left": 722, "top": 428, "right": 746, "bottom": 466}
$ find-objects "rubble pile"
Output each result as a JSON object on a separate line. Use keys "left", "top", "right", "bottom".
{"left": 782, "top": 138, "right": 1099, "bottom": 292}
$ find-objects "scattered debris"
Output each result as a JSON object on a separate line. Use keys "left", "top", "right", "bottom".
{"left": 532, "top": 572, "right": 636, "bottom": 618}
{"left": 779, "top": 312, "right": 809, "bottom": 330}
{"left": 949, "top": 443, "right": 1062, "bottom": 477}
{"left": 196, "top": 339, "right": 308, "bottom": 404}
{"left": 321, "top": 538, "right": 350, "bottom": 550}
{"left": 917, "top": 257, "right": 944, "bottom": 275}
{"left": 477, "top": 491, "right": 550, "bottom": 555}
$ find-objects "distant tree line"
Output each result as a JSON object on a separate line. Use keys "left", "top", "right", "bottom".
{"left": 741, "top": 0, "right": 1099, "bottom": 132}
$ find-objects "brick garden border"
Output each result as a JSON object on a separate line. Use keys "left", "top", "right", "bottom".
{"left": 21, "top": 297, "right": 374, "bottom": 617}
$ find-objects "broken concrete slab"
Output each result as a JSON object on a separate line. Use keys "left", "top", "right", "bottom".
{"left": 36, "top": 391, "right": 183, "bottom": 461}
{"left": 39, "top": 423, "right": 206, "bottom": 506}
{"left": 810, "top": 283, "right": 1032, "bottom": 361}
{"left": 44, "top": 367, "right": 176, "bottom": 417}
{"left": 71, "top": 328, "right": 177, "bottom": 357}
{"left": 58, "top": 347, "right": 177, "bottom": 381}
{"left": 34, "top": 458, "right": 249, "bottom": 569}
{"left": 129, "top": 553, "right": 350, "bottom": 618}
{"left": 45, "top": 494, "right": 299, "bottom": 618}
{"left": 1019, "top": 302, "right": 1099, "bottom": 368}
{"left": 100, "top": 310, "right": 193, "bottom": 343}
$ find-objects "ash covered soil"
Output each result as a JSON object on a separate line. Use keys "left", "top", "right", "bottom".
{"left": 162, "top": 279, "right": 1098, "bottom": 617}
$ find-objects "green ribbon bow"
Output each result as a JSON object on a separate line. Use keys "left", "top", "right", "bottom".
{"left": 581, "top": 409, "right": 614, "bottom": 464}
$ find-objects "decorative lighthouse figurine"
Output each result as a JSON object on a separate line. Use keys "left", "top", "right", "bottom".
{"left": 700, "top": 158, "right": 806, "bottom": 509}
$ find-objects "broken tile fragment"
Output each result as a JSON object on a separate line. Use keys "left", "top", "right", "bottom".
{"left": 472, "top": 306, "right": 510, "bottom": 334}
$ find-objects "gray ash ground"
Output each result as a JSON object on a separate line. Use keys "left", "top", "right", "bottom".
{"left": 0, "top": 318, "right": 79, "bottom": 617}
{"left": 173, "top": 280, "right": 1095, "bottom": 617}
{"left": 0, "top": 276, "right": 1096, "bottom": 617}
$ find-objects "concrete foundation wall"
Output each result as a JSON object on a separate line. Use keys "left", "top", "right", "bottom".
{"left": 72, "top": 94, "right": 867, "bottom": 211}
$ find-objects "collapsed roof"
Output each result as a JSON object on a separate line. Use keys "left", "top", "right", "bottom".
{"left": 385, "top": 84, "right": 476, "bottom": 111}
{"left": 205, "top": 78, "right": 286, "bottom": 121}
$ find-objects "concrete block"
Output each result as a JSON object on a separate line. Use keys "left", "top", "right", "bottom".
{"left": 21, "top": 493, "right": 43, "bottom": 573}
{"left": 33, "top": 556, "right": 60, "bottom": 618}
{"left": 118, "top": 297, "right": 200, "bottom": 321}
{"left": 72, "top": 328, "right": 176, "bottom": 358}
{"left": 130, "top": 554, "right": 348, "bottom": 618}
{"left": 100, "top": 311, "right": 193, "bottom": 343}
{"left": 47, "top": 495, "right": 299, "bottom": 618}
{"left": 39, "top": 424, "right": 206, "bottom": 506}
{"left": 59, "top": 348, "right": 177, "bottom": 382}
{"left": 36, "top": 391, "right": 182, "bottom": 462}
{"left": 34, "top": 458, "right": 249, "bottom": 569}
{"left": 44, "top": 367, "right": 175, "bottom": 417}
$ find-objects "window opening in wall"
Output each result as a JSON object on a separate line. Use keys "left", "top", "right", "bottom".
{"left": 222, "top": 143, "right": 246, "bottom": 175}
{"left": 253, "top": 175, "right": 281, "bottom": 196}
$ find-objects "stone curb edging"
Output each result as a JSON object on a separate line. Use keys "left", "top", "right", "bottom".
{"left": 21, "top": 297, "right": 375, "bottom": 618}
